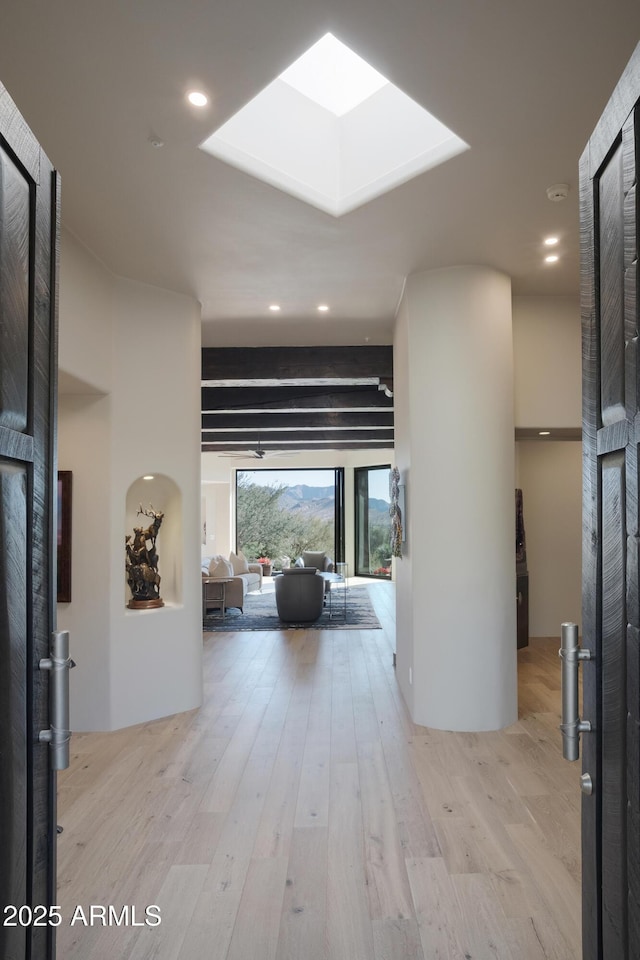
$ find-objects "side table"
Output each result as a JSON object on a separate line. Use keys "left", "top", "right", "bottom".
{"left": 318, "top": 563, "right": 348, "bottom": 619}
{"left": 202, "top": 577, "right": 234, "bottom": 621}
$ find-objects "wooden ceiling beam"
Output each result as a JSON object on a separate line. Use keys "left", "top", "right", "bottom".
{"left": 202, "top": 345, "right": 393, "bottom": 382}
{"left": 202, "top": 411, "right": 394, "bottom": 430}
{"left": 201, "top": 429, "right": 394, "bottom": 445}
{"left": 201, "top": 385, "right": 394, "bottom": 412}
{"left": 202, "top": 440, "right": 394, "bottom": 453}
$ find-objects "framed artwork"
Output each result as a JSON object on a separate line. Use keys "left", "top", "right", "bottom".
{"left": 57, "top": 470, "right": 72, "bottom": 602}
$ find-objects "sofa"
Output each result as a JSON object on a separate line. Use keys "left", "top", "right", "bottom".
{"left": 201, "top": 551, "right": 263, "bottom": 612}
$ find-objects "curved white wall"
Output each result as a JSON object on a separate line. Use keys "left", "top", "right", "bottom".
{"left": 57, "top": 230, "right": 203, "bottom": 731}
{"left": 395, "top": 266, "right": 517, "bottom": 731}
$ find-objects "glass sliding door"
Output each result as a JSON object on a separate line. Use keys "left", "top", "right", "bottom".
{"left": 354, "top": 465, "right": 392, "bottom": 578}
{"left": 236, "top": 467, "right": 344, "bottom": 570}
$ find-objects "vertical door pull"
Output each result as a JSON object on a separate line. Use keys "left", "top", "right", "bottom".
{"left": 558, "top": 622, "right": 592, "bottom": 762}
{"left": 39, "top": 630, "right": 75, "bottom": 770}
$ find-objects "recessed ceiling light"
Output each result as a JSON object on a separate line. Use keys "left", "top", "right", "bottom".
{"left": 143, "top": 475, "right": 155, "bottom": 480}
{"left": 187, "top": 91, "right": 208, "bottom": 107}
{"left": 544, "top": 236, "right": 559, "bottom": 246}
{"left": 317, "top": 304, "right": 330, "bottom": 312}
{"left": 269, "top": 304, "right": 281, "bottom": 312}
{"left": 538, "top": 431, "right": 551, "bottom": 436}
{"left": 545, "top": 254, "right": 559, "bottom": 263}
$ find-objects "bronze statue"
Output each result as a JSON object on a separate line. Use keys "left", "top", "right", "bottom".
{"left": 126, "top": 504, "right": 164, "bottom": 608}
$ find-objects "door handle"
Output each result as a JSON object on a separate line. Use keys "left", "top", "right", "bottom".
{"left": 558, "top": 622, "right": 592, "bottom": 762}
{"left": 39, "top": 630, "right": 75, "bottom": 770}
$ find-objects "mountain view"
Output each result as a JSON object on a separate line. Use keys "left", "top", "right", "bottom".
{"left": 278, "top": 485, "right": 335, "bottom": 520}
{"left": 236, "top": 471, "right": 392, "bottom": 576}
{"left": 280, "top": 484, "right": 389, "bottom": 524}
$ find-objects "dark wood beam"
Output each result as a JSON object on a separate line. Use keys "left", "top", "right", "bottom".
{"left": 201, "top": 385, "right": 394, "bottom": 412}
{"left": 202, "top": 440, "right": 394, "bottom": 453}
{"left": 201, "top": 429, "right": 394, "bottom": 445}
{"left": 202, "top": 345, "right": 393, "bottom": 382}
{"left": 202, "top": 411, "right": 394, "bottom": 430}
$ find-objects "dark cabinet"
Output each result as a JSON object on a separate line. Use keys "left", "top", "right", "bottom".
{"left": 516, "top": 573, "right": 529, "bottom": 649}
{"left": 515, "top": 489, "right": 529, "bottom": 648}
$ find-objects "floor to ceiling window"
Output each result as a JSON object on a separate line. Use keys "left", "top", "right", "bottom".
{"left": 354, "top": 464, "right": 392, "bottom": 578}
{"left": 236, "top": 468, "right": 344, "bottom": 569}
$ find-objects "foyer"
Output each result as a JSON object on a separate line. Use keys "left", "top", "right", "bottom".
{"left": 57, "top": 583, "right": 580, "bottom": 960}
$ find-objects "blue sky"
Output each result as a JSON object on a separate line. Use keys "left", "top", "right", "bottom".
{"left": 239, "top": 468, "right": 335, "bottom": 489}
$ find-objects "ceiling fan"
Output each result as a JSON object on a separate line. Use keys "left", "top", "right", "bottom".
{"left": 220, "top": 439, "right": 289, "bottom": 460}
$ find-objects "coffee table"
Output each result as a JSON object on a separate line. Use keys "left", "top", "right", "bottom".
{"left": 319, "top": 563, "right": 348, "bottom": 619}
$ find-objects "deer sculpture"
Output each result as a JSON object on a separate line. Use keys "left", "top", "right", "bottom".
{"left": 126, "top": 504, "right": 165, "bottom": 607}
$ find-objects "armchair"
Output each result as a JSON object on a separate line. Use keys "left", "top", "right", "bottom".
{"left": 275, "top": 568, "right": 324, "bottom": 622}
{"left": 296, "top": 551, "right": 334, "bottom": 593}
{"left": 297, "top": 550, "right": 334, "bottom": 571}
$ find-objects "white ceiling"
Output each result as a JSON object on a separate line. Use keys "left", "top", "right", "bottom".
{"left": 1, "top": 1, "right": 639, "bottom": 347}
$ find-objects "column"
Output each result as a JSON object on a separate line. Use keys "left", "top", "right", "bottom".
{"left": 394, "top": 266, "right": 517, "bottom": 730}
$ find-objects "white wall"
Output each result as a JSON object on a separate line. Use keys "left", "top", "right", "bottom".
{"left": 57, "top": 229, "right": 203, "bottom": 731}
{"left": 109, "top": 274, "right": 202, "bottom": 728}
{"left": 201, "top": 316, "right": 393, "bottom": 349}
{"left": 513, "top": 294, "right": 582, "bottom": 639}
{"left": 516, "top": 441, "right": 582, "bottom": 636}
{"left": 57, "top": 392, "right": 112, "bottom": 730}
{"left": 58, "top": 230, "right": 113, "bottom": 394}
{"left": 201, "top": 481, "right": 231, "bottom": 560}
{"left": 513, "top": 295, "right": 581, "bottom": 427}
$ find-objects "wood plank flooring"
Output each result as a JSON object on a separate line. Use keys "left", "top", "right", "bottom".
{"left": 56, "top": 583, "right": 582, "bottom": 959}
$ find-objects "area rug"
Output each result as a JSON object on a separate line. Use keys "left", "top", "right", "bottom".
{"left": 203, "top": 584, "right": 381, "bottom": 632}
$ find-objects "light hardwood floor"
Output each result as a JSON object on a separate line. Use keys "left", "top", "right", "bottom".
{"left": 57, "top": 582, "right": 582, "bottom": 959}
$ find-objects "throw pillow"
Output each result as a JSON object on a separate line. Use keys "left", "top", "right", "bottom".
{"left": 207, "top": 555, "right": 222, "bottom": 575}
{"left": 210, "top": 557, "right": 234, "bottom": 578}
{"left": 302, "top": 550, "right": 326, "bottom": 569}
{"left": 229, "top": 550, "right": 250, "bottom": 575}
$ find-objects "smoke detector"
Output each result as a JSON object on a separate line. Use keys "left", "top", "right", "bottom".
{"left": 546, "top": 183, "right": 569, "bottom": 202}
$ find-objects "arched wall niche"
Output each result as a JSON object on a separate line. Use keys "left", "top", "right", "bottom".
{"left": 125, "top": 473, "right": 182, "bottom": 606}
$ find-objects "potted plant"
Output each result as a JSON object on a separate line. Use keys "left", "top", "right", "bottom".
{"left": 256, "top": 556, "right": 272, "bottom": 577}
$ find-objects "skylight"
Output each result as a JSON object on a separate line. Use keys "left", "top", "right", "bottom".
{"left": 200, "top": 33, "right": 468, "bottom": 216}
{"left": 279, "top": 33, "right": 389, "bottom": 117}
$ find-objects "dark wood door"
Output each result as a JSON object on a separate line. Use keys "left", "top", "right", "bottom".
{"left": 0, "top": 83, "right": 60, "bottom": 959}
{"left": 580, "top": 42, "right": 640, "bottom": 960}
